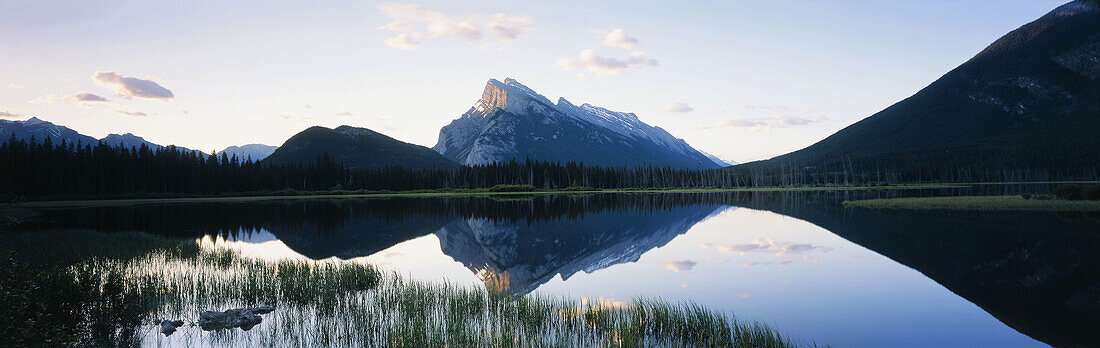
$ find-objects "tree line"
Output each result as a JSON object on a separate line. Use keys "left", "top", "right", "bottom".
{"left": 0, "top": 135, "right": 749, "bottom": 198}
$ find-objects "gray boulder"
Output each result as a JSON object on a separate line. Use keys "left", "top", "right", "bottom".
{"left": 159, "top": 320, "right": 185, "bottom": 336}
{"left": 197, "top": 306, "right": 275, "bottom": 331}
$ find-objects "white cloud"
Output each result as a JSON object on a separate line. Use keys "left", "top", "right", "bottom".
{"left": 385, "top": 33, "right": 420, "bottom": 50}
{"left": 696, "top": 107, "right": 828, "bottom": 131}
{"left": 553, "top": 28, "right": 655, "bottom": 78}
{"left": 335, "top": 111, "right": 354, "bottom": 116}
{"left": 553, "top": 49, "right": 657, "bottom": 77}
{"left": 378, "top": 3, "right": 534, "bottom": 50}
{"left": 113, "top": 109, "right": 147, "bottom": 117}
{"left": 598, "top": 28, "right": 639, "bottom": 50}
{"left": 662, "top": 260, "right": 697, "bottom": 273}
{"left": 8, "top": 83, "right": 26, "bottom": 89}
{"left": 93, "top": 71, "right": 174, "bottom": 100}
{"left": 661, "top": 102, "right": 693, "bottom": 113}
{"left": 64, "top": 92, "right": 109, "bottom": 103}
{"left": 487, "top": 13, "right": 535, "bottom": 41}
{"left": 0, "top": 111, "right": 22, "bottom": 118}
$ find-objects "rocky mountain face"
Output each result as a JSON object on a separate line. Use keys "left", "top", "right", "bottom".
{"left": 0, "top": 117, "right": 97, "bottom": 145}
{"left": 735, "top": 0, "right": 1100, "bottom": 177}
{"left": 263, "top": 125, "right": 457, "bottom": 170}
{"left": 434, "top": 78, "right": 723, "bottom": 169}
{"left": 219, "top": 144, "right": 277, "bottom": 161}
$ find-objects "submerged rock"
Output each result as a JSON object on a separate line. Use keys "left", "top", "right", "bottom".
{"left": 197, "top": 306, "right": 275, "bottom": 331}
{"left": 159, "top": 320, "right": 185, "bottom": 336}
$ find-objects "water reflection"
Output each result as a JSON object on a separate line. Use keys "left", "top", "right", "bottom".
{"left": 729, "top": 191, "right": 1100, "bottom": 347}
{"left": 19, "top": 189, "right": 1100, "bottom": 347}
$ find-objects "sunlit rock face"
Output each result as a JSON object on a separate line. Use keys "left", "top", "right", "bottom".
{"left": 434, "top": 204, "right": 729, "bottom": 294}
{"left": 433, "top": 78, "right": 723, "bottom": 169}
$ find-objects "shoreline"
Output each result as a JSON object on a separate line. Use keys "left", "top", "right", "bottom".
{"left": 843, "top": 195, "right": 1100, "bottom": 212}
{"left": 12, "top": 184, "right": 969, "bottom": 208}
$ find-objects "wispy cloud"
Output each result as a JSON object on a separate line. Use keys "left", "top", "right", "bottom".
{"left": 112, "top": 109, "right": 147, "bottom": 117}
{"left": 553, "top": 49, "right": 657, "bottom": 77}
{"left": 662, "top": 260, "right": 697, "bottom": 273}
{"left": 8, "top": 83, "right": 26, "bottom": 89}
{"left": 64, "top": 92, "right": 110, "bottom": 103}
{"left": 597, "top": 28, "right": 639, "bottom": 50}
{"left": 698, "top": 106, "right": 828, "bottom": 131}
{"left": 554, "top": 28, "right": 656, "bottom": 79}
{"left": 0, "top": 111, "right": 22, "bottom": 118}
{"left": 660, "top": 102, "right": 694, "bottom": 114}
{"left": 377, "top": 3, "right": 534, "bottom": 50}
{"left": 278, "top": 114, "right": 318, "bottom": 122}
{"left": 93, "top": 72, "right": 174, "bottom": 100}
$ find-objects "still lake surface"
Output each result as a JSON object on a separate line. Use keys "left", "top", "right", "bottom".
{"left": 20, "top": 186, "right": 1100, "bottom": 347}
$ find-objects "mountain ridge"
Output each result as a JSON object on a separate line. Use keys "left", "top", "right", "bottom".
{"left": 264, "top": 124, "right": 457, "bottom": 170}
{"left": 733, "top": 0, "right": 1100, "bottom": 180}
{"left": 434, "top": 78, "right": 724, "bottom": 169}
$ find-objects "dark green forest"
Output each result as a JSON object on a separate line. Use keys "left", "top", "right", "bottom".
{"left": 0, "top": 135, "right": 747, "bottom": 198}
{"left": 4, "top": 134, "right": 1097, "bottom": 199}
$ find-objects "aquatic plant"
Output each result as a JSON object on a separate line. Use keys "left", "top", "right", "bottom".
{"left": 3, "top": 231, "right": 810, "bottom": 347}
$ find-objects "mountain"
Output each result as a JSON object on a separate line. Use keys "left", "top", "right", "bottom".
{"left": 0, "top": 117, "right": 97, "bottom": 145}
{"left": 735, "top": 0, "right": 1100, "bottom": 180}
{"left": 700, "top": 150, "right": 737, "bottom": 167}
{"left": 219, "top": 144, "right": 277, "bottom": 161}
{"left": 1, "top": 117, "right": 208, "bottom": 154}
{"left": 434, "top": 78, "right": 723, "bottom": 169}
{"left": 263, "top": 125, "right": 457, "bottom": 170}
{"left": 101, "top": 133, "right": 163, "bottom": 150}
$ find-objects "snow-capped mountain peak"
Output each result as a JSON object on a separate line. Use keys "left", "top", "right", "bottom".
{"left": 435, "top": 78, "right": 726, "bottom": 169}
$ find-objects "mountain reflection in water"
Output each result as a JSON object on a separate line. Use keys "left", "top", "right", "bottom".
{"left": 22, "top": 189, "right": 1100, "bottom": 347}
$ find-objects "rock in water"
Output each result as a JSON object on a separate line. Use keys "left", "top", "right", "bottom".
{"left": 197, "top": 306, "right": 274, "bottom": 331}
{"left": 159, "top": 320, "right": 185, "bottom": 336}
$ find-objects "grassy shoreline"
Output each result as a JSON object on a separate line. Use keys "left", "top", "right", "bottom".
{"left": 1, "top": 231, "right": 812, "bottom": 347}
{"left": 13, "top": 184, "right": 966, "bottom": 208}
{"left": 843, "top": 195, "right": 1100, "bottom": 211}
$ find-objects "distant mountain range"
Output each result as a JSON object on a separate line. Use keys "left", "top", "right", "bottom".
{"left": 219, "top": 144, "right": 277, "bottom": 162}
{"left": 1, "top": 117, "right": 97, "bottom": 145}
{"left": 434, "top": 78, "right": 723, "bottom": 169}
{"left": 263, "top": 125, "right": 457, "bottom": 170}
{"left": 0, "top": 117, "right": 262, "bottom": 158}
{"left": 735, "top": 0, "right": 1100, "bottom": 178}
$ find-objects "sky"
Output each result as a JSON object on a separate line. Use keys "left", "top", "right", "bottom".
{"left": 0, "top": 0, "right": 1069, "bottom": 163}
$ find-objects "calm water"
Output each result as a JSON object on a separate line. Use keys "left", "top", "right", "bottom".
{"left": 17, "top": 187, "right": 1100, "bottom": 347}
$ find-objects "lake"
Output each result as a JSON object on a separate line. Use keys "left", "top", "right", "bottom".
{"left": 11, "top": 186, "right": 1099, "bottom": 347}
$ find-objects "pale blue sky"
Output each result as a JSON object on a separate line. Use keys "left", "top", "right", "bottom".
{"left": 0, "top": 0, "right": 1067, "bottom": 162}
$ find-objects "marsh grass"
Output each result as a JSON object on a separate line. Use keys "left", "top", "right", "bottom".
{"left": 842, "top": 195, "right": 1100, "bottom": 211}
{"left": 4, "top": 232, "right": 809, "bottom": 347}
